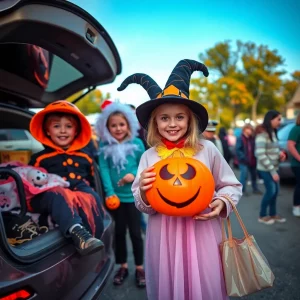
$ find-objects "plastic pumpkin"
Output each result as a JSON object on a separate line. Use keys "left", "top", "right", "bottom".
{"left": 146, "top": 157, "right": 215, "bottom": 216}
{"left": 105, "top": 195, "right": 120, "bottom": 210}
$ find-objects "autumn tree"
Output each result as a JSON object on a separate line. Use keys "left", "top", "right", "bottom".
{"left": 282, "top": 71, "right": 300, "bottom": 110}
{"left": 66, "top": 89, "right": 111, "bottom": 115}
{"left": 238, "top": 42, "right": 285, "bottom": 121}
{"left": 192, "top": 40, "right": 293, "bottom": 125}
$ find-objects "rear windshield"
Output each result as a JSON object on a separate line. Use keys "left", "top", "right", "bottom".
{"left": 45, "top": 55, "right": 83, "bottom": 92}
{"left": 0, "top": 43, "right": 83, "bottom": 92}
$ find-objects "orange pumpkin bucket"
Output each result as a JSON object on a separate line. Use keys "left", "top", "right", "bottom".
{"left": 146, "top": 157, "right": 215, "bottom": 217}
{"left": 105, "top": 195, "right": 120, "bottom": 210}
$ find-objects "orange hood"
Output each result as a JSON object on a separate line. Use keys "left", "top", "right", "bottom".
{"left": 30, "top": 100, "right": 92, "bottom": 152}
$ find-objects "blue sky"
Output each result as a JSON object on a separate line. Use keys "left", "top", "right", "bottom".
{"left": 70, "top": 0, "right": 300, "bottom": 107}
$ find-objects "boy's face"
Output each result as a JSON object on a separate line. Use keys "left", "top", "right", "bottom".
{"left": 46, "top": 116, "right": 78, "bottom": 149}
{"left": 155, "top": 103, "right": 189, "bottom": 142}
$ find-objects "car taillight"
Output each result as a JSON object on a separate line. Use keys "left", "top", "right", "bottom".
{"left": 0, "top": 289, "right": 31, "bottom": 300}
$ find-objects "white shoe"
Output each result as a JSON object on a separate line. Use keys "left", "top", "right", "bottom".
{"left": 272, "top": 215, "right": 287, "bottom": 223}
{"left": 292, "top": 206, "right": 300, "bottom": 217}
{"left": 258, "top": 217, "right": 275, "bottom": 225}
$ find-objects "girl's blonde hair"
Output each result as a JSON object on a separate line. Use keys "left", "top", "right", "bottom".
{"left": 146, "top": 104, "right": 201, "bottom": 149}
{"left": 107, "top": 111, "right": 132, "bottom": 138}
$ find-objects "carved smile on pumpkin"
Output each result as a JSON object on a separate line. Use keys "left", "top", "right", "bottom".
{"left": 157, "top": 187, "right": 201, "bottom": 208}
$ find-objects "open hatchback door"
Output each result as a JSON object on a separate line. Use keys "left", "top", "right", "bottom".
{"left": 0, "top": 1, "right": 120, "bottom": 299}
{"left": 0, "top": 0, "right": 121, "bottom": 108}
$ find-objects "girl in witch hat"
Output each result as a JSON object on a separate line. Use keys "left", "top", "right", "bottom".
{"left": 118, "top": 59, "right": 242, "bottom": 300}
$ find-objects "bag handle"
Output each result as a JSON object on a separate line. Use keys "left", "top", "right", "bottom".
{"left": 221, "top": 195, "right": 253, "bottom": 246}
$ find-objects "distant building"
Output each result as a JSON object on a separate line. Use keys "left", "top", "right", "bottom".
{"left": 286, "top": 85, "right": 300, "bottom": 118}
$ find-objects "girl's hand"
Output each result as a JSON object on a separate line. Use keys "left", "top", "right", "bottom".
{"left": 117, "top": 173, "right": 135, "bottom": 186}
{"left": 193, "top": 199, "right": 225, "bottom": 221}
{"left": 139, "top": 166, "right": 156, "bottom": 204}
{"left": 272, "top": 173, "right": 280, "bottom": 182}
{"left": 279, "top": 150, "right": 287, "bottom": 162}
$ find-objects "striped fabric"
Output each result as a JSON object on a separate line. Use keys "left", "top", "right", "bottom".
{"left": 255, "top": 132, "right": 280, "bottom": 175}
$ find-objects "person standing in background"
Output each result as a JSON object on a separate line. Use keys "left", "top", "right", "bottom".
{"left": 203, "top": 120, "right": 224, "bottom": 155}
{"left": 255, "top": 110, "right": 287, "bottom": 225}
{"left": 227, "top": 128, "right": 237, "bottom": 148}
{"left": 227, "top": 128, "right": 237, "bottom": 167}
{"left": 218, "top": 127, "right": 232, "bottom": 164}
{"left": 236, "top": 124, "right": 262, "bottom": 196}
{"left": 287, "top": 112, "right": 300, "bottom": 217}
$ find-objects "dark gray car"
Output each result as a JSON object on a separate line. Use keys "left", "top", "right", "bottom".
{"left": 0, "top": 0, "right": 121, "bottom": 299}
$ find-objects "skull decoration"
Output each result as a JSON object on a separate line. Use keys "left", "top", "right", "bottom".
{"left": 27, "top": 169, "right": 49, "bottom": 187}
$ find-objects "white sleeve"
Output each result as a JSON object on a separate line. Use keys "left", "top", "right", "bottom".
{"left": 131, "top": 151, "right": 157, "bottom": 215}
{"left": 208, "top": 143, "right": 243, "bottom": 218}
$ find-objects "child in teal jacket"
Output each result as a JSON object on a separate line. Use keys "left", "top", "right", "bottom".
{"left": 96, "top": 102, "right": 146, "bottom": 288}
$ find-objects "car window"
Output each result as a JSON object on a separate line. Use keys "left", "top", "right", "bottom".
{"left": 277, "top": 123, "right": 294, "bottom": 141}
{"left": 0, "top": 129, "right": 29, "bottom": 141}
{"left": 0, "top": 44, "right": 83, "bottom": 92}
{"left": 0, "top": 130, "right": 8, "bottom": 141}
{"left": 45, "top": 55, "right": 83, "bottom": 92}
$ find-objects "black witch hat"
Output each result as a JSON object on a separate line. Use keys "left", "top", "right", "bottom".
{"left": 117, "top": 59, "right": 209, "bottom": 132}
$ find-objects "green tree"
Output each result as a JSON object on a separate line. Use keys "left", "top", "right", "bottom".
{"left": 282, "top": 71, "right": 300, "bottom": 112}
{"left": 66, "top": 89, "right": 111, "bottom": 115}
{"left": 191, "top": 68, "right": 252, "bottom": 126}
{"left": 193, "top": 40, "right": 290, "bottom": 125}
{"left": 239, "top": 42, "right": 285, "bottom": 121}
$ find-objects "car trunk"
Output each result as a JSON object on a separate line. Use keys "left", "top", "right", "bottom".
{"left": 0, "top": 0, "right": 121, "bottom": 108}
{"left": 0, "top": 0, "right": 119, "bottom": 264}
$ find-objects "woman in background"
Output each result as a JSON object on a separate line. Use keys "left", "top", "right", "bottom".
{"left": 255, "top": 110, "right": 287, "bottom": 225}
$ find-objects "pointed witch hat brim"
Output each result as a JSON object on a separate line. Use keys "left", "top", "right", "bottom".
{"left": 117, "top": 59, "right": 209, "bottom": 132}
{"left": 136, "top": 97, "right": 208, "bottom": 132}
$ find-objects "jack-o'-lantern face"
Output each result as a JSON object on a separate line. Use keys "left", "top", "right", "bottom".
{"left": 105, "top": 195, "right": 120, "bottom": 210}
{"left": 146, "top": 157, "right": 215, "bottom": 216}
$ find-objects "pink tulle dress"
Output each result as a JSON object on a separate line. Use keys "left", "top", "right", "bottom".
{"left": 132, "top": 140, "right": 243, "bottom": 300}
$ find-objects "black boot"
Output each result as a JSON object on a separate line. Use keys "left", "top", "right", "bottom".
{"left": 70, "top": 226, "right": 104, "bottom": 256}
